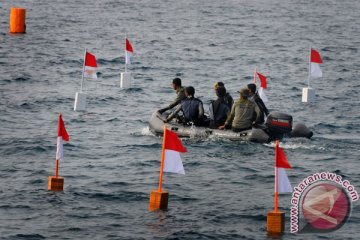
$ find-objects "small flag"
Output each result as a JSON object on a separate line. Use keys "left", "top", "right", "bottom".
{"left": 257, "top": 72, "right": 267, "bottom": 89}
{"left": 163, "top": 128, "right": 187, "bottom": 174}
{"left": 276, "top": 145, "right": 292, "bottom": 193}
{"left": 56, "top": 114, "right": 69, "bottom": 161}
{"left": 125, "top": 38, "right": 134, "bottom": 65}
{"left": 258, "top": 87, "right": 268, "bottom": 103}
{"left": 310, "top": 48, "right": 323, "bottom": 78}
{"left": 256, "top": 71, "right": 268, "bottom": 102}
{"left": 84, "top": 51, "right": 98, "bottom": 79}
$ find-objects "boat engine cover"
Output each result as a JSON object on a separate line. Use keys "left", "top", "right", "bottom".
{"left": 266, "top": 112, "right": 293, "bottom": 134}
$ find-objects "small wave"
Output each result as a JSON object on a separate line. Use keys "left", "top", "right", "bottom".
{"left": 9, "top": 234, "right": 45, "bottom": 239}
{"left": 73, "top": 190, "right": 148, "bottom": 202}
{"left": 121, "top": 87, "right": 143, "bottom": 93}
{"left": 264, "top": 142, "right": 319, "bottom": 150}
{"left": 131, "top": 127, "right": 155, "bottom": 137}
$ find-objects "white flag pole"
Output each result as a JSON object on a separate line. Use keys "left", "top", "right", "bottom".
{"left": 124, "top": 34, "right": 127, "bottom": 73}
{"left": 253, "top": 67, "right": 257, "bottom": 83}
{"left": 80, "top": 48, "right": 87, "bottom": 92}
{"left": 307, "top": 45, "right": 311, "bottom": 88}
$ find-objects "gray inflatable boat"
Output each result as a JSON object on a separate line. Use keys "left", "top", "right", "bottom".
{"left": 149, "top": 111, "right": 313, "bottom": 143}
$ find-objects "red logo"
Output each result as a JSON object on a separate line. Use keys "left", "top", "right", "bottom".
{"left": 301, "top": 183, "right": 350, "bottom": 231}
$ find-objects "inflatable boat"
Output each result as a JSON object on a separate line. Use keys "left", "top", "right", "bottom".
{"left": 149, "top": 111, "right": 313, "bottom": 143}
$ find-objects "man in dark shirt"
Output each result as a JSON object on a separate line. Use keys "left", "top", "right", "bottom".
{"left": 247, "top": 83, "right": 269, "bottom": 125}
{"left": 165, "top": 86, "right": 204, "bottom": 126}
{"left": 209, "top": 86, "right": 230, "bottom": 129}
{"left": 214, "top": 81, "right": 233, "bottom": 109}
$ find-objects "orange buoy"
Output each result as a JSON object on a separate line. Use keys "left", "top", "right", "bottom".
{"left": 149, "top": 190, "right": 169, "bottom": 211}
{"left": 267, "top": 211, "right": 285, "bottom": 234}
{"left": 9, "top": 7, "right": 26, "bottom": 33}
{"left": 48, "top": 176, "right": 64, "bottom": 191}
{"left": 48, "top": 159, "right": 64, "bottom": 191}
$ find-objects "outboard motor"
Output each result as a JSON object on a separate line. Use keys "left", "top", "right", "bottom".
{"left": 265, "top": 112, "right": 293, "bottom": 140}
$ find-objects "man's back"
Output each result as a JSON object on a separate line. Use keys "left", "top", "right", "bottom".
{"left": 229, "top": 99, "right": 256, "bottom": 130}
{"left": 181, "top": 97, "right": 204, "bottom": 125}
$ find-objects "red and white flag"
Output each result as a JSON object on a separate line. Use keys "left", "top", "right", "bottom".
{"left": 84, "top": 51, "right": 98, "bottom": 79}
{"left": 310, "top": 48, "right": 323, "bottom": 78}
{"left": 56, "top": 114, "right": 69, "bottom": 161}
{"left": 163, "top": 128, "right": 187, "bottom": 174}
{"left": 125, "top": 38, "right": 134, "bottom": 65}
{"left": 275, "top": 144, "right": 292, "bottom": 193}
{"left": 256, "top": 71, "right": 269, "bottom": 102}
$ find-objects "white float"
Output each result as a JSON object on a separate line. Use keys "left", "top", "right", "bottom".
{"left": 120, "top": 72, "right": 132, "bottom": 89}
{"left": 74, "top": 92, "right": 87, "bottom": 111}
{"left": 302, "top": 87, "right": 316, "bottom": 103}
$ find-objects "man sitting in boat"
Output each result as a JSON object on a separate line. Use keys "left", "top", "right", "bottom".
{"left": 209, "top": 86, "right": 230, "bottom": 129}
{"left": 218, "top": 88, "right": 256, "bottom": 132}
{"left": 164, "top": 86, "right": 205, "bottom": 126}
{"left": 214, "top": 81, "right": 233, "bottom": 109}
{"left": 158, "top": 78, "right": 186, "bottom": 114}
{"left": 247, "top": 83, "right": 269, "bottom": 126}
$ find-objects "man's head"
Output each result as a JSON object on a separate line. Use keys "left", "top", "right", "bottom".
{"left": 247, "top": 83, "right": 256, "bottom": 95}
{"left": 213, "top": 81, "right": 225, "bottom": 90}
{"left": 172, "top": 78, "right": 182, "bottom": 90}
{"left": 238, "top": 88, "right": 250, "bottom": 99}
{"left": 216, "top": 86, "right": 226, "bottom": 98}
{"left": 185, "top": 86, "right": 195, "bottom": 97}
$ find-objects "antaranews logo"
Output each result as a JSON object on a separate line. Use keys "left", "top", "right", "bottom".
{"left": 290, "top": 172, "right": 359, "bottom": 233}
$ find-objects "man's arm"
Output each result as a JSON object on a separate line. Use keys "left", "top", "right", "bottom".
{"left": 255, "top": 98, "right": 269, "bottom": 116}
{"left": 198, "top": 102, "right": 204, "bottom": 119}
{"left": 165, "top": 104, "right": 182, "bottom": 122}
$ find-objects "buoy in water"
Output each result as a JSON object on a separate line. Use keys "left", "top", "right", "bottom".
{"left": 74, "top": 92, "right": 87, "bottom": 111}
{"left": 120, "top": 72, "right": 132, "bottom": 89}
{"left": 48, "top": 176, "right": 64, "bottom": 191}
{"left": 48, "top": 159, "right": 64, "bottom": 191}
{"left": 149, "top": 189, "right": 169, "bottom": 211}
{"left": 267, "top": 211, "right": 285, "bottom": 234}
{"left": 302, "top": 87, "right": 316, "bottom": 103}
{"left": 9, "top": 7, "right": 26, "bottom": 33}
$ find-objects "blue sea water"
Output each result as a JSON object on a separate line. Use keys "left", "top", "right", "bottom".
{"left": 0, "top": 0, "right": 359, "bottom": 239}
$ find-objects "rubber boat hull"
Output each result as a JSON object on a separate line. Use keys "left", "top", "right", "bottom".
{"left": 149, "top": 111, "right": 313, "bottom": 143}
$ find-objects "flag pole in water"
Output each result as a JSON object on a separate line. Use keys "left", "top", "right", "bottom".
{"left": 266, "top": 140, "right": 285, "bottom": 235}
{"left": 302, "top": 45, "right": 324, "bottom": 103}
{"left": 124, "top": 35, "right": 127, "bottom": 73}
{"left": 266, "top": 140, "right": 293, "bottom": 234}
{"left": 274, "top": 140, "right": 279, "bottom": 212}
{"left": 74, "top": 49, "right": 98, "bottom": 111}
{"left": 253, "top": 67, "right": 257, "bottom": 83}
{"left": 149, "top": 125, "right": 186, "bottom": 211}
{"left": 158, "top": 125, "right": 167, "bottom": 192}
{"left": 120, "top": 36, "right": 133, "bottom": 89}
{"left": 307, "top": 44, "right": 311, "bottom": 88}
{"left": 80, "top": 48, "right": 87, "bottom": 92}
{"left": 149, "top": 125, "right": 169, "bottom": 211}
{"left": 48, "top": 113, "right": 69, "bottom": 191}
{"left": 74, "top": 48, "right": 88, "bottom": 111}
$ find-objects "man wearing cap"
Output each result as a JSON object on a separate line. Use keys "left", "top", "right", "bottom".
{"left": 158, "top": 78, "right": 186, "bottom": 114}
{"left": 219, "top": 88, "right": 256, "bottom": 132}
{"left": 165, "top": 86, "right": 205, "bottom": 126}
{"left": 214, "top": 82, "right": 233, "bottom": 109}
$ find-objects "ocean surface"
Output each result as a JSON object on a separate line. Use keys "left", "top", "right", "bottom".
{"left": 1, "top": 0, "right": 359, "bottom": 239}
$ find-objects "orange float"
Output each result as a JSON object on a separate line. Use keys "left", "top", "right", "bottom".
{"left": 48, "top": 159, "right": 64, "bottom": 191}
{"left": 10, "top": 7, "right": 26, "bottom": 33}
{"left": 267, "top": 211, "right": 285, "bottom": 234}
